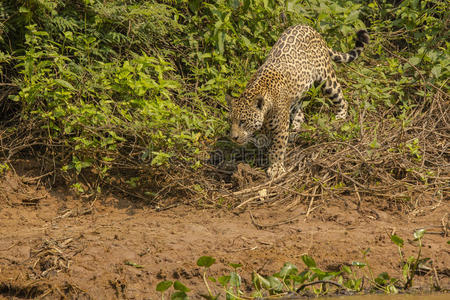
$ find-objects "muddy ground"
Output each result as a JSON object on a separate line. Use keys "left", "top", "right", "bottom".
{"left": 0, "top": 169, "right": 448, "bottom": 299}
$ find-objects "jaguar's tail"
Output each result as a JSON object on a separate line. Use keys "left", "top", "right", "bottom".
{"left": 328, "top": 30, "right": 369, "bottom": 63}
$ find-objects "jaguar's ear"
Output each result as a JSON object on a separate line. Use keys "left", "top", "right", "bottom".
{"left": 225, "top": 94, "right": 233, "bottom": 107}
{"left": 255, "top": 95, "right": 264, "bottom": 110}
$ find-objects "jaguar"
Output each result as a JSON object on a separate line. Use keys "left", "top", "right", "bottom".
{"left": 227, "top": 25, "right": 369, "bottom": 178}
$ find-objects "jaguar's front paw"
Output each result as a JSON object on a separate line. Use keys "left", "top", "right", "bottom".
{"left": 335, "top": 110, "right": 347, "bottom": 120}
{"left": 267, "top": 162, "right": 286, "bottom": 179}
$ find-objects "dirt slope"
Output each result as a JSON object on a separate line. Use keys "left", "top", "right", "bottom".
{"left": 0, "top": 172, "right": 448, "bottom": 299}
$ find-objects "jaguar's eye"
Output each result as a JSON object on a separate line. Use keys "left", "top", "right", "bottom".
{"left": 239, "top": 120, "right": 244, "bottom": 127}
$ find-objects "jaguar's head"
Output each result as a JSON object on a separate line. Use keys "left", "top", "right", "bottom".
{"left": 227, "top": 93, "right": 266, "bottom": 145}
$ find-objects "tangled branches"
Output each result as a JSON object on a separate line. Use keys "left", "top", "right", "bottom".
{"left": 0, "top": 91, "right": 448, "bottom": 212}
{"left": 192, "top": 91, "right": 449, "bottom": 211}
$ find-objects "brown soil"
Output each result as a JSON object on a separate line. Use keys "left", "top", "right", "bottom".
{"left": 0, "top": 170, "right": 448, "bottom": 299}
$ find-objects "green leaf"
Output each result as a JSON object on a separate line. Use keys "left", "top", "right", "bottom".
{"left": 74, "top": 159, "right": 92, "bottom": 173}
{"left": 409, "top": 56, "right": 421, "bottom": 66}
{"left": 55, "top": 79, "right": 75, "bottom": 90}
{"left": 388, "top": 284, "right": 399, "bottom": 294}
{"left": 124, "top": 261, "right": 144, "bottom": 268}
{"left": 277, "top": 262, "right": 298, "bottom": 277}
{"left": 369, "top": 138, "right": 380, "bottom": 149}
{"left": 217, "top": 31, "right": 225, "bottom": 54}
{"left": 252, "top": 272, "right": 271, "bottom": 290}
{"left": 174, "top": 281, "right": 190, "bottom": 292}
{"left": 19, "top": 6, "right": 31, "bottom": 13}
{"left": 390, "top": 234, "right": 404, "bottom": 247}
{"left": 352, "top": 261, "right": 366, "bottom": 268}
{"left": 218, "top": 275, "right": 230, "bottom": 286}
{"left": 171, "top": 291, "right": 188, "bottom": 300}
{"left": 267, "top": 276, "right": 283, "bottom": 292}
{"left": 341, "top": 123, "right": 351, "bottom": 132}
{"left": 156, "top": 280, "right": 173, "bottom": 292}
{"left": 342, "top": 265, "right": 352, "bottom": 274}
{"left": 229, "top": 263, "right": 242, "bottom": 269}
{"left": 309, "top": 267, "right": 340, "bottom": 280}
{"left": 431, "top": 66, "right": 441, "bottom": 78}
{"left": 229, "top": 0, "right": 241, "bottom": 9}
{"left": 308, "top": 266, "right": 323, "bottom": 275}
{"left": 64, "top": 31, "right": 73, "bottom": 41}
{"left": 301, "top": 255, "right": 316, "bottom": 268}
{"left": 188, "top": 0, "right": 202, "bottom": 13}
{"left": 301, "top": 100, "right": 311, "bottom": 108}
{"left": 197, "top": 256, "right": 216, "bottom": 268}
{"left": 402, "top": 260, "right": 411, "bottom": 279}
{"left": 151, "top": 151, "right": 172, "bottom": 166}
{"left": 375, "top": 272, "right": 389, "bottom": 286}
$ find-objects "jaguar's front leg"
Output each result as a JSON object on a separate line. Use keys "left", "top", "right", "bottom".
{"left": 266, "top": 113, "right": 290, "bottom": 179}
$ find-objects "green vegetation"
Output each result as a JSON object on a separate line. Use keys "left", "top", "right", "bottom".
{"left": 0, "top": 0, "right": 448, "bottom": 200}
{"left": 156, "top": 229, "right": 435, "bottom": 299}
{"left": 0, "top": 1, "right": 447, "bottom": 298}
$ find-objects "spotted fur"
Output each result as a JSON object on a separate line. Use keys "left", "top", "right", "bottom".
{"left": 228, "top": 25, "right": 369, "bottom": 178}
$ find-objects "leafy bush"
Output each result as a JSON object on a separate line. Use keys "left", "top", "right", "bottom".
{"left": 0, "top": 0, "right": 448, "bottom": 200}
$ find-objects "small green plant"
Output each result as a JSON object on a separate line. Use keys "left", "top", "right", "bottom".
{"left": 390, "top": 229, "right": 428, "bottom": 289}
{"left": 196, "top": 256, "right": 220, "bottom": 300}
{"left": 0, "top": 162, "right": 10, "bottom": 175}
{"left": 156, "top": 230, "right": 433, "bottom": 300}
{"left": 217, "top": 262, "right": 243, "bottom": 300}
{"left": 156, "top": 280, "right": 191, "bottom": 300}
{"left": 373, "top": 272, "right": 400, "bottom": 294}
{"left": 351, "top": 229, "right": 431, "bottom": 293}
{"left": 251, "top": 255, "right": 353, "bottom": 297}
{"left": 124, "top": 261, "right": 144, "bottom": 269}
{"left": 341, "top": 263, "right": 364, "bottom": 291}
{"left": 405, "top": 138, "right": 422, "bottom": 161}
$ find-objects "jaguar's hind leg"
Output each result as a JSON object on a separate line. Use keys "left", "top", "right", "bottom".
{"left": 322, "top": 71, "right": 347, "bottom": 119}
{"left": 289, "top": 101, "right": 305, "bottom": 132}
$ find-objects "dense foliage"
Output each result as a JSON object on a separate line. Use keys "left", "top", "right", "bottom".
{"left": 0, "top": 0, "right": 448, "bottom": 198}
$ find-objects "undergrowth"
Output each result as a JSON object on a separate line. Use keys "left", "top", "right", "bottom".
{"left": 0, "top": 0, "right": 448, "bottom": 206}
{"left": 154, "top": 229, "right": 443, "bottom": 299}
